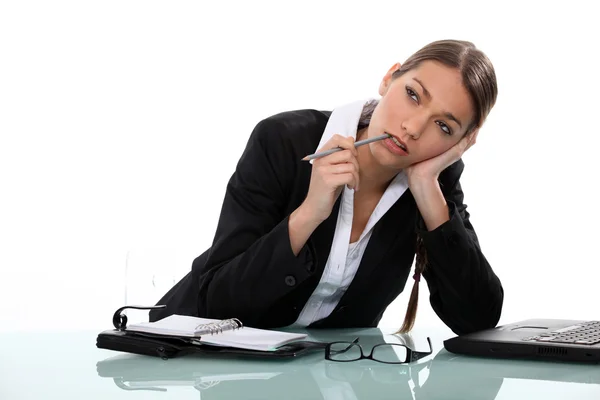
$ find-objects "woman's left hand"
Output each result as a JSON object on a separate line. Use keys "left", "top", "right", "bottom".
{"left": 406, "top": 129, "right": 479, "bottom": 185}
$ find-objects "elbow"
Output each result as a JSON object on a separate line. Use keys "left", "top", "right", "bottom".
{"left": 198, "top": 277, "right": 232, "bottom": 319}
{"left": 473, "top": 289, "right": 504, "bottom": 333}
{"left": 463, "top": 261, "right": 505, "bottom": 333}
{"left": 457, "top": 282, "right": 504, "bottom": 335}
{"left": 488, "top": 283, "right": 504, "bottom": 327}
{"left": 479, "top": 273, "right": 504, "bottom": 329}
{"left": 197, "top": 271, "right": 228, "bottom": 318}
{"left": 199, "top": 272, "right": 261, "bottom": 325}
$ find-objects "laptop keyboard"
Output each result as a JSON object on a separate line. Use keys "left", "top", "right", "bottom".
{"left": 532, "top": 321, "right": 600, "bottom": 345}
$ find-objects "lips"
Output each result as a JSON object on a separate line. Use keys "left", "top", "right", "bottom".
{"left": 385, "top": 132, "right": 409, "bottom": 153}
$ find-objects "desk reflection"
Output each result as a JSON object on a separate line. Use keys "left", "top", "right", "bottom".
{"left": 96, "top": 328, "right": 600, "bottom": 400}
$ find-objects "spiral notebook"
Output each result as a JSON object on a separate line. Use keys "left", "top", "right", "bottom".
{"left": 125, "top": 314, "right": 307, "bottom": 352}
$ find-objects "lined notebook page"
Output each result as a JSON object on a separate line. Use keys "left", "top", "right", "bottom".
{"left": 126, "top": 314, "right": 307, "bottom": 350}
{"left": 198, "top": 327, "right": 307, "bottom": 351}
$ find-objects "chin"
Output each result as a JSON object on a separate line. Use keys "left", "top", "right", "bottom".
{"left": 378, "top": 157, "right": 411, "bottom": 172}
{"left": 372, "top": 147, "right": 409, "bottom": 168}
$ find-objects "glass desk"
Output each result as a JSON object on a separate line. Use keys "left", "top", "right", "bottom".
{"left": 1, "top": 327, "right": 599, "bottom": 399}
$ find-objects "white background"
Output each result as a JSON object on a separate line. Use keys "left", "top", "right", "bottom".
{"left": 1, "top": 0, "right": 598, "bottom": 337}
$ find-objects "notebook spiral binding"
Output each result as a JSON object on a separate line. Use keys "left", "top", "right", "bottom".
{"left": 194, "top": 318, "right": 243, "bottom": 335}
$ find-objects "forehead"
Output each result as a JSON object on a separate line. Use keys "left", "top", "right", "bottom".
{"left": 401, "top": 60, "right": 474, "bottom": 127}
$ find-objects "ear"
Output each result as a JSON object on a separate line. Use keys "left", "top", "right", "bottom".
{"left": 378, "top": 62, "right": 401, "bottom": 96}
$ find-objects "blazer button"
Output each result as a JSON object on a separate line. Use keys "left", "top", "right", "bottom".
{"left": 284, "top": 275, "right": 296, "bottom": 286}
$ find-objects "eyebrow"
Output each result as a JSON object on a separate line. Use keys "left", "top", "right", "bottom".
{"left": 413, "top": 78, "right": 463, "bottom": 129}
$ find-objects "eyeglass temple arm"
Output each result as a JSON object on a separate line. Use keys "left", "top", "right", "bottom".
{"left": 330, "top": 337, "right": 360, "bottom": 355}
{"left": 409, "top": 337, "right": 433, "bottom": 362}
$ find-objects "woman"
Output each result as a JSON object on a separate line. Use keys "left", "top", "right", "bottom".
{"left": 151, "top": 39, "right": 504, "bottom": 335}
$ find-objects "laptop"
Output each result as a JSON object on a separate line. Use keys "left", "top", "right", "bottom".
{"left": 443, "top": 319, "right": 600, "bottom": 363}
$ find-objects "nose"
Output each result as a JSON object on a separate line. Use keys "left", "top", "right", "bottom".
{"left": 401, "top": 110, "right": 428, "bottom": 139}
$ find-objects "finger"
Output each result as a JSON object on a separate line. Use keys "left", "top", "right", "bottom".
{"left": 457, "top": 129, "right": 477, "bottom": 153}
{"left": 323, "top": 163, "right": 360, "bottom": 190}
{"left": 457, "top": 135, "right": 470, "bottom": 152}
{"left": 324, "top": 171, "right": 358, "bottom": 191}
{"left": 465, "top": 129, "right": 479, "bottom": 151}
{"left": 465, "top": 140, "right": 476, "bottom": 152}
{"left": 340, "top": 155, "right": 360, "bottom": 190}
{"left": 345, "top": 153, "right": 360, "bottom": 185}
{"left": 469, "top": 129, "right": 479, "bottom": 143}
{"left": 323, "top": 162, "right": 355, "bottom": 174}
{"left": 336, "top": 135, "right": 358, "bottom": 157}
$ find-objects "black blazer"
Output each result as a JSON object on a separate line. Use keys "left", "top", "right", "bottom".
{"left": 150, "top": 109, "right": 504, "bottom": 335}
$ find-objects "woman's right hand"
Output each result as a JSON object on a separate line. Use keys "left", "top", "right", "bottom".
{"left": 301, "top": 134, "right": 360, "bottom": 223}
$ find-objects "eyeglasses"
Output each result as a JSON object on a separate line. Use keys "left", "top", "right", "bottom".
{"left": 325, "top": 337, "right": 432, "bottom": 364}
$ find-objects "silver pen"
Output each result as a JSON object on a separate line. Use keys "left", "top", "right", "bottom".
{"left": 302, "top": 133, "right": 391, "bottom": 161}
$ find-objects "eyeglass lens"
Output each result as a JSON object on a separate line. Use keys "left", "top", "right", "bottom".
{"left": 329, "top": 343, "right": 409, "bottom": 363}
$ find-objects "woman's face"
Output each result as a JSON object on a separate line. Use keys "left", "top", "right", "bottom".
{"left": 365, "top": 60, "right": 476, "bottom": 171}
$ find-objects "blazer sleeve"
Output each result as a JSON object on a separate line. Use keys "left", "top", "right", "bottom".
{"left": 194, "top": 118, "right": 317, "bottom": 325}
{"left": 418, "top": 160, "right": 504, "bottom": 335}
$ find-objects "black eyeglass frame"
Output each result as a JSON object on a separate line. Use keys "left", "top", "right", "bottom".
{"left": 325, "top": 337, "right": 433, "bottom": 364}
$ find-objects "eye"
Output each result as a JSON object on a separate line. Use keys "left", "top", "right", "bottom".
{"left": 405, "top": 86, "right": 419, "bottom": 103}
{"left": 436, "top": 121, "right": 452, "bottom": 135}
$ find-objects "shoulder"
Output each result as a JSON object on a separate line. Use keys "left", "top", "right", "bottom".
{"left": 255, "top": 108, "right": 332, "bottom": 134}
{"left": 248, "top": 109, "right": 331, "bottom": 154}
{"left": 235, "top": 109, "right": 331, "bottom": 180}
